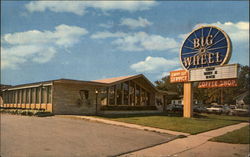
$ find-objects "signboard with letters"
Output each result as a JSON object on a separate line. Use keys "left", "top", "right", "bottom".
{"left": 170, "top": 70, "right": 189, "bottom": 83}
{"left": 180, "top": 26, "right": 232, "bottom": 70}
{"left": 169, "top": 25, "right": 237, "bottom": 118}
{"left": 189, "top": 64, "right": 238, "bottom": 82}
{"left": 198, "top": 79, "right": 237, "bottom": 88}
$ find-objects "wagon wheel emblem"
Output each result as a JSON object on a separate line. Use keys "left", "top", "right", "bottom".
{"left": 180, "top": 26, "right": 232, "bottom": 70}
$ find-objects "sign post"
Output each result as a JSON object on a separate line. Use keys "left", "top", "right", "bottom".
{"left": 183, "top": 82, "right": 193, "bottom": 118}
{"left": 169, "top": 25, "right": 235, "bottom": 118}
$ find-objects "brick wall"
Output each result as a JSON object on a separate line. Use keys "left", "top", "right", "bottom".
{"left": 53, "top": 82, "right": 101, "bottom": 115}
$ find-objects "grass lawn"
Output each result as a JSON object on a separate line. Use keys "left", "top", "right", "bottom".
{"left": 96, "top": 113, "right": 249, "bottom": 135}
{"left": 210, "top": 125, "right": 250, "bottom": 144}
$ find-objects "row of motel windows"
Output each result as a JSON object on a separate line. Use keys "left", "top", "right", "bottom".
{"left": 99, "top": 81, "right": 151, "bottom": 106}
{"left": 2, "top": 86, "right": 52, "bottom": 104}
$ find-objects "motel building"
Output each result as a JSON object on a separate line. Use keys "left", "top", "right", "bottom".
{"left": 0, "top": 74, "right": 176, "bottom": 115}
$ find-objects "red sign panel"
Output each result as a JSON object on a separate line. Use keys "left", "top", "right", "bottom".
{"left": 198, "top": 79, "right": 237, "bottom": 88}
{"left": 170, "top": 70, "right": 189, "bottom": 83}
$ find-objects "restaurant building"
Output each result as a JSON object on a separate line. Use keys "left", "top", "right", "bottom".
{"left": 0, "top": 74, "right": 176, "bottom": 115}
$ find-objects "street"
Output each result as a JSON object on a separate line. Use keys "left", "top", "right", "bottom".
{"left": 0, "top": 114, "right": 174, "bottom": 157}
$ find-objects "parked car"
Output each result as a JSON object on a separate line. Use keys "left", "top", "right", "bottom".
{"left": 166, "top": 104, "right": 183, "bottom": 112}
{"left": 229, "top": 105, "right": 237, "bottom": 109}
{"left": 172, "top": 104, "right": 183, "bottom": 112}
{"left": 206, "top": 105, "right": 224, "bottom": 114}
{"left": 232, "top": 108, "right": 249, "bottom": 116}
{"left": 222, "top": 105, "right": 234, "bottom": 115}
{"left": 193, "top": 105, "right": 207, "bottom": 113}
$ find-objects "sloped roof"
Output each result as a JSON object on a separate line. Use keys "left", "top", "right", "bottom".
{"left": 2, "top": 74, "right": 177, "bottom": 95}
{"left": 93, "top": 74, "right": 159, "bottom": 92}
{"left": 92, "top": 75, "right": 139, "bottom": 84}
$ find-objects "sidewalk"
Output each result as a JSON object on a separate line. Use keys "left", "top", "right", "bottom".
{"left": 57, "top": 115, "right": 249, "bottom": 157}
{"left": 57, "top": 115, "right": 190, "bottom": 136}
{"left": 120, "top": 122, "right": 249, "bottom": 157}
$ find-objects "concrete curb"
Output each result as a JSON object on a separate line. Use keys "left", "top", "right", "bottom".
{"left": 57, "top": 115, "right": 190, "bottom": 136}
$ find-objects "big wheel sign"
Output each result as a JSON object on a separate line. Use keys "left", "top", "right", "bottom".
{"left": 169, "top": 25, "right": 238, "bottom": 118}
{"left": 180, "top": 26, "right": 232, "bottom": 70}
{"left": 170, "top": 25, "right": 238, "bottom": 83}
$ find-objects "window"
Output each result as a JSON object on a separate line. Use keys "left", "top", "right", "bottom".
{"left": 129, "top": 82, "right": 135, "bottom": 106}
{"left": 13, "top": 91, "right": 17, "bottom": 104}
{"left": 17, "top": 90, "right": 20, "bottom": 104}
{"left": 123, "top": 82, "right": 129, "bottom": 105}
{"left": 141, "top": 89, "right": 146, "bottom": 106}
{"left": 3, "top": 91, "right": 7, "bottom": 104}
{"left": 19, "top": 90, "right": 22, "bottom": 104}
{"left": 22, "top": 89, "right": 25, "bottom": 104}
{"left": 10, "top": 91, "right": 14, "bottom": 104}
{"left": 79, "top": 90, "right": 89, "bottom": 100}
{"left": 116, "top": 84, "right": 123, "bottom": 105}
{"left": 47, "top": 86, "right": 52, "bottom": 103}
{"left": 31, "top": 88, "right": 35, "bottom": 103}
{"left": 146, "top": 92, "right": 150, "bottom": 105}
{"left": 100, "top": 88, "right": 107, "bottom": 106}
{"left": 5, "top": 91, "right": 9, "bottom": 104}
{"left": 26, "top": 89, "right": 30, "bottom": 104}
{"left": 36, "top": 87, "right": 40, "bottom": 103}
{"left": 135, "top": 85, "right": 140, "bottom": 105}
{"left": 41, "top": 86, "right": 47, "bottom": 103}
{"left": 109, "top": 86, "right": 115, "bottom": 105}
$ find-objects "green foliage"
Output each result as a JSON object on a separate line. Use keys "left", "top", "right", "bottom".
{"left": 100, "top": 105, "right": 157, "bottom": 111}
{"left": 98, "top": 113, "right": 248, "bottom": 134}
{"left": 0, "top": 108, "right": 53, "bottom": 117}
{"left": 210, "top": 125, "right": 250, "bottom": 144}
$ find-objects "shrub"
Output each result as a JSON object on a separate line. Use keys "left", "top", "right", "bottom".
{"left": 100, "top": 105, "right": 157, "bottom": 111}
{"left": 0, "top": 108, "right": 53, "bottom": 117}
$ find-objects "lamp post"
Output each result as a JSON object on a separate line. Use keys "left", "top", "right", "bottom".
{"left": 95, "top": 89, "right": 98, "bottom": 115}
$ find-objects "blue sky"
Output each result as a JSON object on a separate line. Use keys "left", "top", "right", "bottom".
{"left": 1, "top": 1, "right": 249, "bottom": 85}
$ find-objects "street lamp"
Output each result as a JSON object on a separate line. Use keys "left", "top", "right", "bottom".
{"left": 95, "top": 89, "right": 98, "bottom": 115}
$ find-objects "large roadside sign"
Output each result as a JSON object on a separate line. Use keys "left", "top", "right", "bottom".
{"left": 189, "top": 64, "right": 238, "bottom": 82}
{"left": 180, "top": 26, "right": 232, "bottom": 70}
{"left": 169, "top": 25, "right": 236, "bottom": 118}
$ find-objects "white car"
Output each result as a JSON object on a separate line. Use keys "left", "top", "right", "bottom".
{"left": 232, "top": 108, "right": 249, "bottom": 116}
{"left": 206, "top": 105, "right": 224, "bottom": 113}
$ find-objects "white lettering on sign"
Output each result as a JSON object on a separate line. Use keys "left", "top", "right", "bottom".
{"left": 170, "top": 70, "right": 189, "bottom": 83}
{"left": 189, "top": 64, "right": 238, "bottom": 82}
{"left": 193, "top": 35, "right": 213, "bottom": 49}
{"left": 183, "top": 52, "right": 222, "bottom": 67}
{"left": 198, "top": 79, "right": 238, "bottom": 88}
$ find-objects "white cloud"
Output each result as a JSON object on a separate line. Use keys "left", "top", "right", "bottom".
{"left": 195, "top": 21, "right": 249, "bottom": 43}
{"left": 2, "top": 25, "right": 88, "bottom": 48}
{"left": 130, "top": 56, "right": 179, "bottom": 73}
{"left": 112, "top": 32, "right": 179, "bottom": 52}
{"left": 1, "top": 25, "right": 88, "bottom": 69}
{"left": 120, "top": 17, "right": 152, "bottom": 29}
{"left": 99, "top": 21, "right": 114, "bottom": 28}
{"left": 25, "top": 1, "right": 156, "bottom": 15}
{"left": 91, "top": 31, "right": 127, "bottom": 39}
{"left": 178, "top": 21, "right": 249, "bottom": 43}
{"left": 156, "top": 67, "right": 182, "bottom": 79}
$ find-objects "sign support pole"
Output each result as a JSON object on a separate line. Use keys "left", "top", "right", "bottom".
{"left": 183, "top": 82, "right": 193, "bottom": 118}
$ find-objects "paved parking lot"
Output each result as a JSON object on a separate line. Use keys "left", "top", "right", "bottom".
{"left": 0, "top": 114, "right": 174, "bottom": 157}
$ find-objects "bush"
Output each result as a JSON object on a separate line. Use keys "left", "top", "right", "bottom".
{"left": 35, "top": 112, "right": 54, "bottom": 117}
{"left": 100, "top": 105, "right": 157, "bottom": 111}
{"left": 0, "top": 108, "right": 53, "bottom": 117}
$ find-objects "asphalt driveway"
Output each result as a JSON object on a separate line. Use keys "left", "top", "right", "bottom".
{"left": 0, "top": 114, "right": 174, "bottom": 157}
